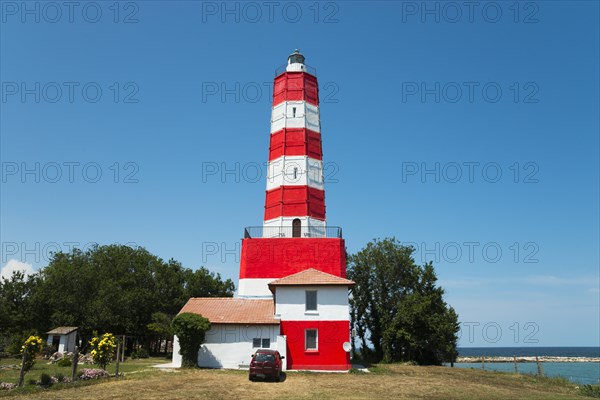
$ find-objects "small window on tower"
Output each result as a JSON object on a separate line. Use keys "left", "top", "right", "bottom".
{"left": 292, "top": 107, "right": 297, "bottom": 117}
{"left": 293, "top": 167, "right": 298, "bottom": 180}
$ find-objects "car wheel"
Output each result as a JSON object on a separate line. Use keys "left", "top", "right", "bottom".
{"left": 249, "top": 376, "right": 254, "bottom": 382}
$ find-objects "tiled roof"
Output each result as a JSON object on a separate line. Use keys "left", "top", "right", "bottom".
{"left": 179, "top": 298, "right": 278, "bottom": 325}
{"left": 46, "top": 326, "right": 78, "bottom": 335}
{"left": 268, "top": 268, "right": 355, "bottom": 288}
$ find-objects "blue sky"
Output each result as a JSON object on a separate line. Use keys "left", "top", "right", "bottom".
{"left": 1, "top": 1, "right": 598, "bottom": 347}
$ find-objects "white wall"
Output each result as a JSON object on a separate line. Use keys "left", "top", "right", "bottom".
{"left": 172, "top": 324, "right": 282, "bottom": 369}
{"left": 275, "top": 286, "right": 350, "bottom": 321}
{"left": 237, "top": 278, "right": 274, "bottom": 298}
{"left": 286, "top": 62, "right": 305, "bottom": 72}
{"left": 64, "top": 331, "right": 77, "bottom": 353}
{"left": 172, "top": 336, "right": 182, "bottom": 367}
{"left": 277, "top": 335, "right": 287, "bottom": 371}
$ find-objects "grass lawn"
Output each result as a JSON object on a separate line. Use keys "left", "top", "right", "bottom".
{"left": 0, "top": 355, "right": 165, "bottom": 397}
{"left": 1, "top": 361, "right": 594, "bottom": 399}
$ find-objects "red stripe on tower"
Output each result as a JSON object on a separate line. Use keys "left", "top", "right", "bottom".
{"left": 264, "top": 186, "right": 325, "bottom": 221}
{"left": 273, "top": 73, "right": 319, "bottom": 106}
{"left": 269, "top": 129, "right": 323, "bottom": 161}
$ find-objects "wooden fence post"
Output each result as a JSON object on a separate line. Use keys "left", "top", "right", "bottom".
{"left": 71, "top": 346, "right": 79, "bottom": 382}
{"left": 17, "top": 350, "right": 27, "bottom": 387}
{"left": 122, "top": 335, "right": 126, "bottom": 362}
{"left": 115, "top": 340, "right": 121, "bottom": 378}
{"left": 481, "top": 355, "right": 485, "bottom": 370}
{"left": 513, "top": 355, "right": 518, "bottom": 373}
{"left": 536, "top": 356, "right": 544, "bottom": 376}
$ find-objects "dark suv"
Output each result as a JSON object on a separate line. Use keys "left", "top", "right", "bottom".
{"left": 249, "top": 349, "right": 285, "bottom": 382}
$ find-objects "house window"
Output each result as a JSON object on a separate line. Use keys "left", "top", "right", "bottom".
{"left": 292, "top": 107, "right": 296, "bottom": 117}
{"left": 252, "top": 338, "right": 270, "bottom": 348}
{"left": 305, "top": 329, "right": 318, "bottom": 351}
{"left": 305, "top": 290, "right": 317, "bottom": 311}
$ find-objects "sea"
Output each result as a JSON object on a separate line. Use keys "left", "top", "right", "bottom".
{"left": 451, "top": 347, "right": 600, "bottom": 385}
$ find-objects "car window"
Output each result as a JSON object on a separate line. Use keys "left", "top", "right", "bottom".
{"left": 255, "top": 353, "right": 275, "bottom": 362}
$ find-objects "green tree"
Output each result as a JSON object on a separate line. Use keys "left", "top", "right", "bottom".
{"left": 36, "top": 245, "right": 233, "bottom": 348}
{"left": 348, "top": 238, "right": 459, "bottom": 365}
{"left": 183, "top": 267, "right": 235, "bottom": 299}
{"left": 0, "top": 245, "right": 234, "bottom": 354}
{"left": 0, "top": 271, "right": 47, "bottom": 354}
{"left": 171, "top": 313, "right": 211, "bottom": 368}
{"left": 147, "top": 312, "right": 174, "bottom": 338}
{"left": 147, "top": 312, "right": 175, "bottom": 353}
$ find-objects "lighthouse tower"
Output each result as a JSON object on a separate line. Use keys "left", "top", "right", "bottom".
{"left": 239, "top": 51, "right": 346, "bottom": 298}
{"left": 263, "top": 50, "right": 326, "bottom": 239}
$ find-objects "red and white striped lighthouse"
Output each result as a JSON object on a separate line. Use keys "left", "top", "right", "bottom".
{"left": 238, "top": 51, "right": 347, "bottom": 298}
{"left": 263, "top": 50, "right": 326, "bottom": 239}
{"left": 237, "top": 53, "right": 353, "bottom": 370}
{"left": 173, "top": 51, "right": 352, "bottom": 371}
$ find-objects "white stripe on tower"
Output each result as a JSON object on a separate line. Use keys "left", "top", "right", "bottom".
{"left": 271, "top": 101, "right": 320, "bottom": 133}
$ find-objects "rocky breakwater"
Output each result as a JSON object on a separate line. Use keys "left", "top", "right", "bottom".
{"left": 457, "top": 356, "right": 600, "bottom": 363}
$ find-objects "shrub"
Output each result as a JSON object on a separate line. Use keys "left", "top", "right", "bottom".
{"left": 171, "top": 313, "right": 211, "bottom": 368}
{"left": 57, "top": 357, "right": 72, "bottom": 367}
{"left": 133, "top": 348, "right": 149, "bottom": 359}
{"left": 39, "top": 373, "right": 54, "bottom": 387}
{"left": 580, "top": 384, "right": 600, "bottom": 398}
{"left": 89, "top": 333, "right": 116, "bottom": 370}
{"left": 20, "top": 335, "right": 44, "bottom": 372}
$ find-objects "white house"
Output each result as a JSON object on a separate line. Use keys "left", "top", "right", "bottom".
{"left": 46, "top": 326, "right": 78, "bottom": 353}
{"left": 172, "top": 298, "right": 285, "bottom": 369}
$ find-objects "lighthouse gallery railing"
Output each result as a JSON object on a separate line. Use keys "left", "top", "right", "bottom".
{"left": 244, "top": 226, "right": 342, "bottom": 239}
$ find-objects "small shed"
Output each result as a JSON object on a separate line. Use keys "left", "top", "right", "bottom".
{"left": 46, "top": 327, "right": 78, "bottom": 353}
